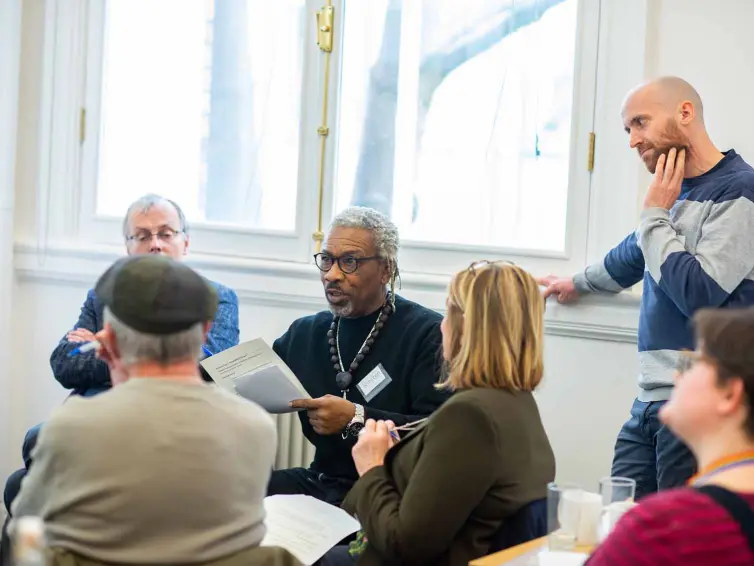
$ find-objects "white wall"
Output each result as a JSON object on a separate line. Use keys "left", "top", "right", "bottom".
{"left": 5, "top": 0, "right": 754, "bottom": 495}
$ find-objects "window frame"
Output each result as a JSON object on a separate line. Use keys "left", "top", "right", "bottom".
{"left": 330, "top": 0, "right": 603, "bottom": 277}
{"left": 75, "top": 0, "right": 329, "bottom": 261}
{"left": 28, "top": 0, "right": 645, "bottom": 282}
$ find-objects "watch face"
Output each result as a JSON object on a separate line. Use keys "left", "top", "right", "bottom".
{"left": 348, "top": 421, "right": 365, "bottom": 436}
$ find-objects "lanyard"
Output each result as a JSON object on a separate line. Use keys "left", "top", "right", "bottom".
{"left": 689, "top": 450, "right": 754, "bottom": 486}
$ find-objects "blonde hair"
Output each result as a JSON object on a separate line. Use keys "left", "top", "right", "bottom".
{"left": 439, "top": 261, "right": 545, "bottom": 392}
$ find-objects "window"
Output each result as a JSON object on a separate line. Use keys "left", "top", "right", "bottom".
{"left": 56, "top": 0, "right": 599, "bottom": 271}
{"left": 334, "top": 0, "right": 582, "bottom": 254}
{"left": 93, "top": 0, "right": 305, "bottom": 230}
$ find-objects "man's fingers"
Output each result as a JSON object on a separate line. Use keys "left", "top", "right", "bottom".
{"left": 654, "top": 153, "right": 667, "bottom": 180}
{"left": 290, "top": 398, "right": 320, "bottom": 410}
{"left": 541, "top": 285, "right": 558, "bottom": 299}
{"left": 671, "top": 149, "right": 686, "bottom": 185}
{"left": 663, "top": 148, "right": 677, "bottom": 183}
{"left": 67, "top": 330, "right": 93, "bottom": 342}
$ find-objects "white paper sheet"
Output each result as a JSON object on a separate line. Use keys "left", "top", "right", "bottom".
{"left": 199, "top": 338, "right": 310, "bottom": 413}
{"left": 261, "top": 495, "right": 361, "bottom": 565}
{"left": 504, "top": 549, "right": 589, "bottom": 566}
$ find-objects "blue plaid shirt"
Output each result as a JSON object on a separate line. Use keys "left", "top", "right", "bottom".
{"left": 49, "top": 281, "right": 240, "bottom": 395}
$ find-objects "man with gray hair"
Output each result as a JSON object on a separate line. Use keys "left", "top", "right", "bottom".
{"left": 3, "top": 194, "right": 239, "bottom": 521}
{"left": 51, "top": 193, "right": 239, "bottom": 395}
{"left": 10, "top": 255, "right": 282, "bottom": 565}
{"left": 269, "top": 206, "right": 449, "bottom": 506}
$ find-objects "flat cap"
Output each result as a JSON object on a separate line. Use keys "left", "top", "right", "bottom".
{"left": 95, "top": 255, "right": 218, "bottom": 335}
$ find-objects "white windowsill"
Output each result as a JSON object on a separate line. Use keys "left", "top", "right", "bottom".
{"left": 13, "top": 241, "right": 640, "bottom": 343}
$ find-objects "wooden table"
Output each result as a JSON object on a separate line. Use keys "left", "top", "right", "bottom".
{"left": 470, "top": 537, "right": 593, "bottom": 565}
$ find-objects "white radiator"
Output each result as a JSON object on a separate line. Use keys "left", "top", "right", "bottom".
{"left": 274, "top": 413, "right": 315, "bottom": 470}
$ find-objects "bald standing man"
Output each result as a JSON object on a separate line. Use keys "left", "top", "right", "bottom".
{"left": 538, "top": 76, "right": 754, "bottom": 498}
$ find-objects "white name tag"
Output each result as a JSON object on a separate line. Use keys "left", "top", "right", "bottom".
{"left": 356, "top": 364, "right": 392, "bottom": 402}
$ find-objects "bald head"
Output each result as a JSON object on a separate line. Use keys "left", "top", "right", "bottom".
{"left": 621, "top": 76, "right": 706, "bottom": 173}
{"left": 626, "top": 76, "right": 704, "bottom": 123}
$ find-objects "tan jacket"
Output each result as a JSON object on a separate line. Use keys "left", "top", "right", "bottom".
{"left": 47, "top": 545, "right": 302, "bottom": 566}
{"left": 342, "top": 388, "right": 555, "bottom": 566}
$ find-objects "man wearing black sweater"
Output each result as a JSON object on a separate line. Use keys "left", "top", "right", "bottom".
{"left": 269, "top": 206, "right": 450, "bottom": 506}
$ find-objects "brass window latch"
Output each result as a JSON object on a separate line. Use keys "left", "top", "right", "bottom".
{"left": 316, "top": 6, "right": 334, "bottom": 52}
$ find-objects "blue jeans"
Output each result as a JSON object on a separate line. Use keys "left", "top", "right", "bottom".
{"left": 611, "top": 398, "right": 697, "bottom": 499}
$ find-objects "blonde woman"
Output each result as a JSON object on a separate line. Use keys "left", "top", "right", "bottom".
{"left": 322, "top": 261, "right": 555, "bottom": 566}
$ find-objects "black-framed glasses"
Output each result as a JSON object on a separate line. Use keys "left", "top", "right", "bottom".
{"left": 314, "top": 252, "right": 381, "bottom": 274}
{"left": 127, "top": 228, "right": 183, "bottom": 244}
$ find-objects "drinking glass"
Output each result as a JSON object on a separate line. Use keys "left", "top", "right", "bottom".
{"left": 547, "top": 481, "right": 583, "bottom": 551}
{"left": 597, "top": 476, "right": 637, "bottom": 541}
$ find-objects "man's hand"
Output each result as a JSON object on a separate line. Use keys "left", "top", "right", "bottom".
{"left": 67, "top": 328, "right": 96, "bottom": 343}
{"left": 290, "top": 394, "right": 356, "bottom": 435}
{"left": 536, "top": 275, "right": 580, "bottom": 304}
{"left": 643, "top": 147, "right": 686, "bottom": 210}
{"left": 352, "top": 419, "right": 395, "bottom": 476}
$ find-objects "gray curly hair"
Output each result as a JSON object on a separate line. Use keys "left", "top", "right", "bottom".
{"left": 329, "top": 206, "right": 400, "bottom": 299}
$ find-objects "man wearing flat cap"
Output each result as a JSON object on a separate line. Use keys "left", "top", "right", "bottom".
{"left": 9, "top": 256, "right": 281, "bottom": 565}
{"left": 2, "top": 193, "right": 239, "bottom": 523}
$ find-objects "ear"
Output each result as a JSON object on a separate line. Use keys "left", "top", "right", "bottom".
{"left": 183, "top": 234, "right": 190, "bottom": 256}
{"left": 679, "top": 101, "right": 695, "bottom": 125}
{"left": 97, "top": 323, "right": 121, "bottom": 361}
{"left": 202, "top": 321, "right": 213, "bottom": 342}
{"left": 380, "top": 261, "right": 393, "bottom": 286}
{"left": 719, "top": 377, "right": 747, "bottom": 417}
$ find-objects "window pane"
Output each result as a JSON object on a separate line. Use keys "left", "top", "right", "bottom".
{"left": 335, "top": 0, "right": 579, "bottom": 252}
{"left": 95, "top": 0, "right": 305, "bottom": 230}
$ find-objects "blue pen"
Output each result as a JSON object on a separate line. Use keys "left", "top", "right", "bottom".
{"left": 202, "top": 346, "right": 213, "bottom": 358}
{"left": 68, "top": 341, "right": 100, "bottom": 357}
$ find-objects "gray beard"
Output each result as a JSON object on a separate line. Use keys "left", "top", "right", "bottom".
{"left": 328, "top": 302, "right": 353, "bottom": 318}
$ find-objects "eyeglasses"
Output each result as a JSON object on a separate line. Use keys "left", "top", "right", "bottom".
{"left": 314, "top": 252, "right": 381, "bottom": 274}
{"left": 127, "top": 228, "right": 183, "bottom": 245}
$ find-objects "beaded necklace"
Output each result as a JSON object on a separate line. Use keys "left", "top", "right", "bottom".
{"left": 327, "top": 294, "right": 393, "bottom": 398}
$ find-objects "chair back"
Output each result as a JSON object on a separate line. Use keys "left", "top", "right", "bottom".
{"left": 489, "top": 498, "right": 547, "bottom": 553}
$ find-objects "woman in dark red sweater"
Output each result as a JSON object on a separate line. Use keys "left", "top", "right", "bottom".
{"left": 587, "top": 307, "right": 754, "bottom": 566}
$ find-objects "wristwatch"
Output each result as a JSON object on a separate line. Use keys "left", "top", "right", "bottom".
{"left": 343, "top": 403, "right": 365, "bottom": 438}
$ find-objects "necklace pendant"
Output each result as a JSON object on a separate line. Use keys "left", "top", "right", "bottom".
{"left": 335, "top": 371, "right": 352, "bottom": 391}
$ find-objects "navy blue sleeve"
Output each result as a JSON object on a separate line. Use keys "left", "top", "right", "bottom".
{"left": 49, "top": 289, "right": 110, "bottom": 392}
{"left": 574, "top": 232, "right": 645, "bottom": 294}
{"left": 640, "top": 193, "right": 754, "bottom": 318}
{"left": 604, "top": 232, "right": 646, "bottom": 288}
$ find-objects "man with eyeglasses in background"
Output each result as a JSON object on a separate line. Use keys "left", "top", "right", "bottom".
{"left": 268, "top": 206, "right": 450, "bottom": 507}
{"left": 2, "top": 194, "right": 239, "bottom": 525}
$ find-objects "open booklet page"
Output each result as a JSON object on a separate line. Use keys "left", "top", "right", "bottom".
{"left": 199, "top": 338, "right": 311, "bottom": 413}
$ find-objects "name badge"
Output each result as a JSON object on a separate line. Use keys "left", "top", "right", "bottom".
{"left": 356, "top": 364, "right": 392, "bottom": 403}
